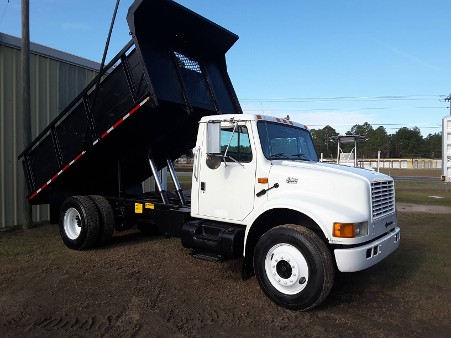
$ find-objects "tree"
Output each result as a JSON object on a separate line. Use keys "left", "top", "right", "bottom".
{"left": 422, "top": 133, "right": 442, "bottom": 158}
{"left": 349, "top": 122, "right": 373, "bottom": 138}
{"left": 367, "top": 126, "right": 390, "bottom": 158}
{"left": 311, "top": 122, "right": 439, "bottom": 160}
{"left": 344, "top": 122, "right": 375, "bottom": 158}
{"left": 311, "top": 125, "right": 338, "bottom": 159}
{"left": 389, "top": 127, "right": 424, "bottom": 158}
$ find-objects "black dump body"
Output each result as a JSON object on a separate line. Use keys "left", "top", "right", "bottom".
{"left": 20, "top": 0, "right": 241, "bottom": 205}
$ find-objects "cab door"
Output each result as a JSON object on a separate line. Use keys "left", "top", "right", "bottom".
{"left": 197, "top": 121, "right": 257, "bottom": 221}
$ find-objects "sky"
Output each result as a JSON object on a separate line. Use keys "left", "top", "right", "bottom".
{"left": 1, "top": 0, "right": 450, "bottom": 136}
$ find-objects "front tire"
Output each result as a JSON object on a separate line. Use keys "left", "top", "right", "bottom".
{"left": 59, "top": 196, "right": 100, "bottom": 250}
{"left": 254, "top": 224, "right": 334, "bottom": 311}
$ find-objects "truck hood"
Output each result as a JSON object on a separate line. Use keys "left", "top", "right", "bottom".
{"left": 266, "top": 160, "right": 395, "bottom": 242}
{"left": 278, "top": 161, "right": 392, "bottom": 183}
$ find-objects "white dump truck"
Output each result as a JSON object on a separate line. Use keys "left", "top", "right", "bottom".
{"left": 19, "top": 0, "right": 400, "bottom": 310}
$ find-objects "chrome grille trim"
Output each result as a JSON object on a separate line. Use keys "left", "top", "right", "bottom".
{"left": 371, "top": 180, "right": 395, "bottom": 220}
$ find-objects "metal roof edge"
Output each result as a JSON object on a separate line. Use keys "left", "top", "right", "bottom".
{"left": 0, "top": 32, "right": 100, "bottom": 71}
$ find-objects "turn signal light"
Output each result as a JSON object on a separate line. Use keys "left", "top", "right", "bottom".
{"left": 333, "top": 223, "right": 355, "bottom": 238}
{"left": 258, "top": 178, "right": 268, "bottom": 184}
{"left": 333, "top": 221, "right": 368, "bottom": 238}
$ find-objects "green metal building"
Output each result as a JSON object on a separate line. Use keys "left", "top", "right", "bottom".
{"left": 0, "top": 32, "right": 99, "bottom": 228}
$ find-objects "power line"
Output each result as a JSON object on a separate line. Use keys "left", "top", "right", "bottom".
{"left": 240, "top": 95, "right": 445, "bottom": 103}
{"left": 242, "top": 106, "right": 445, "bottom": 112}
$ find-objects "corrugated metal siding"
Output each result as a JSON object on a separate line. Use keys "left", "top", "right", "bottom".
{"left": 0, "top": 43, "right": 97, "bottom": 228}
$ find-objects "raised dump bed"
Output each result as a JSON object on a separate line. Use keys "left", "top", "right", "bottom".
{"left": 19, "top": 0, "right": 242, "bottom": 205}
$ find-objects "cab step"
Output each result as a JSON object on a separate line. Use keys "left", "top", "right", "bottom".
{"left": 191, "top": 252, "right": 222, "bottom": 262}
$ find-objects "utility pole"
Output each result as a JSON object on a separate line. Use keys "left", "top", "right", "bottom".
{"left": 445, "top": 93, "right": 451, "bottom": 116}
{"left": 21, "top": 0, "right": 32, "bottom": 228}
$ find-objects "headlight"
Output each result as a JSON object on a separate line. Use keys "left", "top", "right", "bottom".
{"left": 333, "top": 221, "right": 368, "bottom": 238}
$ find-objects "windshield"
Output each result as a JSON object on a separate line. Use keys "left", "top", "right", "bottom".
{"left": 257, "top": 121, "right": 318, "bottom": 161}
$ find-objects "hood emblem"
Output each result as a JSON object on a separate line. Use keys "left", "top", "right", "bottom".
{"left": 286, "top": 177, "right": 298, "bottom": 184}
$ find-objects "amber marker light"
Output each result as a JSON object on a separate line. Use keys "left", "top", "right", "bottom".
{"left": 258, "top": 178, "right": 268, "bottom": 184}
{"left": 333, "top": 222, "right": 368, "bottom": 238}
{"left": 333, "top": 223, "right": 356, "bottom": 238}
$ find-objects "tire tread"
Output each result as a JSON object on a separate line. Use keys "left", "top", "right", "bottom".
{"left": 59, "top": 196, "right": 99, "bottom": 250}
{"left": 254, "top": 224, "right": 335, "bottom": 311}
{"left": 88, "top": 195, "right": 115, "bottom": 246}
{"left": 282, "top": 224, "right": 335, "bottom": 310}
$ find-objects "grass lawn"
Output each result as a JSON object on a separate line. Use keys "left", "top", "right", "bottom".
{"left": 395, "top": 180, "right": 451, "bottom": 206}
{"left": 167, "top": 175, "right": 192, "bottom": 191}
{"left": 359, "top": 211, "right": 451, "bottom": 325}
{"left": 379, "top": 168, "right": 441, "bottom": 177}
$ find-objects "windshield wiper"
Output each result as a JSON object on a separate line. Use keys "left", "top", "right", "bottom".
{"left": 290, "top": 153, "right": 310, "bottom": 161}
{"left": 269, "top": 152, "right": 288, "bottom": 160}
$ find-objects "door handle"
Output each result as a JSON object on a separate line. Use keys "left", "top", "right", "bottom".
{"left": 193, "top": 147, "right": 201, "bottom": 182}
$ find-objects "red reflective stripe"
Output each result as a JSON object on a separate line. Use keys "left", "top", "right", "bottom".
{"left": 73, "top": 152, "right": 84, "bottom": 162}
{"left": 128, "top": 104, "right": 140, "bottom": 116}
{"left": 27, "top": 97, "right": 150, "bottom": 200}
{"left": 113, "top": 119, "right": 123, "bottom": 129}
{"left": 100, "top": 97, "right": 150, "bottom": 139}
{"left": 62, "top": 163, "right": 71, "bottom": 172}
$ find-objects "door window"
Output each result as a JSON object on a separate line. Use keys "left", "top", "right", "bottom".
{"left": 220, "top": 125, "right": 252, "bottom": 163}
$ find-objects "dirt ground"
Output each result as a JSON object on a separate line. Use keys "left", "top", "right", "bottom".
{"left": 0, "top": 204, "right": 450, "bottom": 338}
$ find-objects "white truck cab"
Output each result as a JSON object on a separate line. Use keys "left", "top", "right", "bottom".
{"left": 190, "top": 114, "right": 400, "bottom": 310}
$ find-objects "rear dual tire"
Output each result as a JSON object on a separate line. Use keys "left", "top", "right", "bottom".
{"left": 59, "top": 195, "right": 114, "bottom": 250}
{"left": 88, "top": 195, "right": 115, "bottom": 246}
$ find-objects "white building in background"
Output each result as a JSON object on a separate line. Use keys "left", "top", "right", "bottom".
{"left": 443, "top": 116, "right": 451, "bottom": 182}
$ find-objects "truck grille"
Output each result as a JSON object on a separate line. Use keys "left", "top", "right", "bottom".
{"left": 371, "top": 181, "right": 395, "bottom": 220}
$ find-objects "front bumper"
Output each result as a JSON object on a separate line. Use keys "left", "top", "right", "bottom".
{"left": 334, "top": 227, "right": 400, "bottom": 272}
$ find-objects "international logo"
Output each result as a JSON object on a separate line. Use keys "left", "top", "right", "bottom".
{"left": 286, "top": 177, "right": 298, "bottom": 184}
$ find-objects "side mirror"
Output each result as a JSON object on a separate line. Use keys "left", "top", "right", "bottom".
{"left": 206, "top": 122, "right": 221, "bottom": 154}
